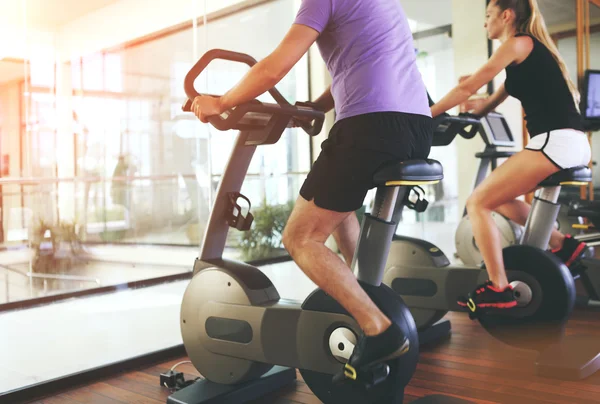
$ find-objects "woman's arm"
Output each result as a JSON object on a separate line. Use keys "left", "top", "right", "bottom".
{"left": 431, "top": 37, "right": 532, "bottom": 117}
{"left": 472, "top": 83, "right": 510, "bottom": 116}
{"left": 192, "top": 24, "right": 319, "bottom": 121}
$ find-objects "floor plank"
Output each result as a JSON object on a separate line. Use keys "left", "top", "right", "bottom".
{"left": 26, "top": 310, "right": 600, "bottom": 404}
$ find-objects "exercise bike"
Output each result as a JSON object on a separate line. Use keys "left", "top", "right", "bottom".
{"left": 381, "top": 113, "right": 600, "bottom": 379}
{"left": 431, "top": 110, "right": 597, "bottom": 311}
{"left": 452, "top": 112, "right": 522, "bottom": 266}
{"left": 443, "top": 111, "right": 581, "bottom": 266}
{"left": 169, "top": 49, "right": 472, "bottom": 404}
{"left": 563, "top": 200, "right": 600, "bottom": 308}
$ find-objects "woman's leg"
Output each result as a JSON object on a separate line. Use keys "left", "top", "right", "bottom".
{"left": 466, "top": 150, "right": 560, "bottom": 290}
{"left": 495, "top": 199, "right": 566, "bottom": 250}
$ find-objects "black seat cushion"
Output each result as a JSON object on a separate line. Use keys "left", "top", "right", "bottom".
{"left": 373, "top": 159, "right": 444, "bottom": 186}
{"left": 539, "top": 166, "right": 592, "bottom": 187}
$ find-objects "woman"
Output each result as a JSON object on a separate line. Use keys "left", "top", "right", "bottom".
{"left": 431, "top": 0, "right": 591, "bottom": 310}
{"left": 191, "top": 0, "right": 433, "bottom": 369}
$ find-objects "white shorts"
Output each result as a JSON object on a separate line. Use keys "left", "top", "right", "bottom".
{"left": 525, "top": 129, "right": 591, "bottom": 169}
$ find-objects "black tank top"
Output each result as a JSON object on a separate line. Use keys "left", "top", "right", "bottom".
{"left": 505, "top": 33, "right": 583, "bottom": 137}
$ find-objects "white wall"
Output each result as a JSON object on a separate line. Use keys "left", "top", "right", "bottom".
{"left": 492, "top": 40, "right": 525, "bottom": 151}
{"left": 0, "top": 28, "right": 56, "bottom": 61}
{"left": 451, "top": 0, "right": 489, "bottom": 218}
{"left": 0, "top": 3, "right": 56, "bottom": 60}
{"left": 559, "top": 32, "right": 600, "bottom": 186}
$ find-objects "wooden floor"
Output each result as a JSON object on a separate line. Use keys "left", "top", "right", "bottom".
{"left": 28, "top": 310, "right": 600, "bottom": 404}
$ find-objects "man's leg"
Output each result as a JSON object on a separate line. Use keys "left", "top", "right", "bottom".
{"left": 283, "top": 197, "right": 389, "bottom": 336}
{"left": 332, "top": 213, "right": 360, "bottom": 267}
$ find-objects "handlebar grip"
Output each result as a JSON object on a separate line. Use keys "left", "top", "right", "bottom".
{"left": 295, "top": 101, "right": 322, "bottom": 110}
{"left": 181, "top": 97, "right": 234, "bottom": 130}
{"left": 458, "top": 112, "right": 482, "bottom": 120}
{"left": 433, "top": 112, "right": 451, "bottom": 126}
{"left": 303, "top": 116, "right": 324, "bottom": 137}
{"left": 455, "top": 112, "right": 481, "bottom": 139}
{"left": 461, "top": 124, "right": 480, "bottom": 139}
{"left": 293, "top": 101, "right": 325, "bottom": 136}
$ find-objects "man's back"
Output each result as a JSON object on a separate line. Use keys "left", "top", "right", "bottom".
{"left": 295, "top": 0, "right": 430, "bottom": 120}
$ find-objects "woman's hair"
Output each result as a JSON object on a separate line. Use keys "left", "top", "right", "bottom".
{"left": 494, "top": 0, "right": 580, "bottom": 104}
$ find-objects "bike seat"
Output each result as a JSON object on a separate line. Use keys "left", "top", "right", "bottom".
{"left": 539, "top": 166, "right": 592, "bottom": 187}
{"left": 374, "top": 159, "right": 444, "bottom": 187}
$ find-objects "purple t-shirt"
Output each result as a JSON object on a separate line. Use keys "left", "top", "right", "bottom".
{"left": 294, "top": 0, "right": 430, "bottom": 121}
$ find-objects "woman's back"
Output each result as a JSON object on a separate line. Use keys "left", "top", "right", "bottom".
{"left": 505, "top": 33, "right": 583, "bottom": 136}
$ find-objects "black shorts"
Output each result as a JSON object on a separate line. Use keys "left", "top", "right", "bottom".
{"left": 300, "top": 111, "right": 434, "bottom": 212}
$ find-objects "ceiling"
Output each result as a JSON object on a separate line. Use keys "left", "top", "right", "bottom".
{"left": 403, "top": 0, "right": 600, "bottom": 33}
{"left": 0, "top": 0, "right": 121, "bottom": 31}
{"left": 0, "top": 0, "right": 597, "bottom": 34}
{"left": 538, "top": 0, "right": 600, "bottom": 28}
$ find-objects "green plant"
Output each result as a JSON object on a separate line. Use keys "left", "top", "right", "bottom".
{"left": 31, "top": 219, "right": 82, "bottom": 254}
{"left": 237, "top": 200, "right": 295, "bottom": 261}
{"left": 30, "top": 219, "right": 84, "bottom": 288}
{"left": 30, "top": 219, "right": 54, "bottom": 254}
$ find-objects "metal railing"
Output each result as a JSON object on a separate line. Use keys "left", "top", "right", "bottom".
{"left": 0, "top": 173, "right": 199, "bottom": 245}
{"left": 0, "top": 173, "right": 196, "bottom": 186}
{"left": 0, "top": 171, "right": 311, "bottom": 246}
{"left": 0, "top": 171, "right": 310, "bottom": 186}
{"left": 1, "top": 263, "right": 101, "bottom": 303}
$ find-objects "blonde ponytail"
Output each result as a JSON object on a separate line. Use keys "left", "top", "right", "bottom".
{"left": 495, "top": 0, "right": 580, "bottom": 106}
{"left": 525, "top": 0, "right": 580, "bottom": 105}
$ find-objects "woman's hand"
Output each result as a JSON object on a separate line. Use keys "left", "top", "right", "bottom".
{"left": 191, "top": 96, "right": 224, "bottom": 123}
{"left": 430, "top": 37, "right": 530, "bottom": 117}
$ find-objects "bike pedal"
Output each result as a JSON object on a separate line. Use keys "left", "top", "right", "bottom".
{"left": 332, "top": 362, "right": 391, "bottom": 389}
{"left": 363, "top": 362, "right": 391, "bottom": 389}
{"left": 331, "top": 363, "right": 357, "bottom": 386}
{"left": 467, "top": 301, "right": 481, "bottom": 320}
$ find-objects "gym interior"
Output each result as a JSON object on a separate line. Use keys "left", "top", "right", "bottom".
{"left": 1, "top": 0, "right": 599, "bottom": 403}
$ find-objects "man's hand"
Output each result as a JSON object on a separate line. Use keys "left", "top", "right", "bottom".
{"left": 191, "top": 95, "right": 224, "bottom": 123}
{"left": 291, "top": 115, "right": 314, "bottom": 128}
{"left": 291, "top": 101, "right": 322, "bottom": 128}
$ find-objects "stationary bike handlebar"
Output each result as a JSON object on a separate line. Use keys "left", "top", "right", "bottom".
{"left": 432, "top": 112, "right": 481, "bottom": 146}
{"left": 182, "top": 49, "right": 324, "bottom": 137}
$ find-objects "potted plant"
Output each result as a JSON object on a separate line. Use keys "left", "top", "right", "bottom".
{"left": 236, "top": 200, "right": 295, "bottom": 261}
{"left": 30, "top": 219, "right": 84, "bottom": 289}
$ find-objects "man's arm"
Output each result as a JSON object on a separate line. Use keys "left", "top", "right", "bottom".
{"left": 191, "top": 24, "right": 320, "bottom": 122}
{"left": 312, "top": 86, "right": 334, "bottom": 112}
{"left": 219, "top": 25, "right": 320, "bottom": 111}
